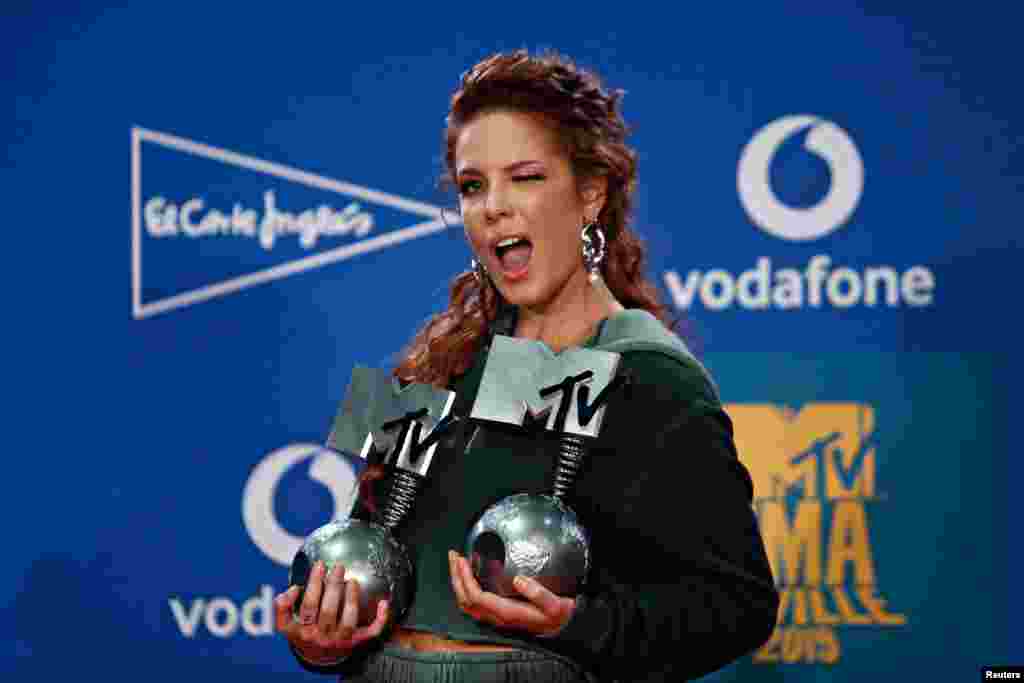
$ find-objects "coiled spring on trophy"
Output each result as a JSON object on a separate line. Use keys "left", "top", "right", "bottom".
{"left": 381, "top": 469, "right": 425, "bottom": 529}
{"left": 553, "top": 434, "right": 586, "bottom": 499}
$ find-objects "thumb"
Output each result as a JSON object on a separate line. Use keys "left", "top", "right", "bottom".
{"left": 512, "top": 576, "right": 565, "bottom": 617}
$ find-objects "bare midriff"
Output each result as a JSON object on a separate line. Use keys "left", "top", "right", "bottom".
{"left": 389, "top": 627, "right": 521, "bottom": 653}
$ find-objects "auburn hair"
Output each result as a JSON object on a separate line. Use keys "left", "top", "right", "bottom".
{"left": 391, "top": 49, "right": 679, "bottom": 390}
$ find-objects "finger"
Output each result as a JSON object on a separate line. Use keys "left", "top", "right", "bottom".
{"left": 456, "top": 555, "right": 547, "bottom": 627}
{"left": 318, "top": 563, "right": 347, "bottom": 633}
{"left": 450, "top": 552, "right": 492, "bottom": 623}
{"left": 298, "top": 560, "right": 327, "bottom": 626}
{"left": 454, "top": 554, "right": 513, "bottom": 625}
{"left": 355, "top": 599, "right": 390, "bottom": 642}
{"left": 274, "top": 586, "right": 302, "bottom": 633}
{"left": 455, "top": 553, "right": 487, "bottom": 607}
{"left": 336, "top": 579, "right": 360, "bottom": 642}
{"left": 512, "top": 575, "right": 566, "bottom": 619}
{"left": 449, "top": 550, "right": 471, "bottom": 610}
{"left": 513, "top": 576, "right": 575, "bottom": 633}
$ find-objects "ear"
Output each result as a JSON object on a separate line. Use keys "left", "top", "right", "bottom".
{"left": 580, "top": 175, "right": 608, "bottom": 221}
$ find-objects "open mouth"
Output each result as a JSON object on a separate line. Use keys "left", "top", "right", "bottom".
{"left": 494, "top": 236, "right": 533, "bottom": 276}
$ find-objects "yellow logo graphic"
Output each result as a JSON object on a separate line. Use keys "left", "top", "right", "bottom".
{"left": 727, "top": 402, "right": 906, "bottom": 665}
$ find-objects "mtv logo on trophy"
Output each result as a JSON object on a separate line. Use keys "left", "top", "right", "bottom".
{"left": 464, "top": 335, "right": 629, "bottom": 599}
{"left": 288, "top": 367, "right": 458, "bottom": 626}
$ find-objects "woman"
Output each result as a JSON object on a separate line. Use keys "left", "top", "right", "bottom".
{"left": 275, "top": 49, "right": 779, "bottom": 682}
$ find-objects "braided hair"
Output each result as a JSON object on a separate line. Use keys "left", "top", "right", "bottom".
{"left": 391, "top": 49, "right": 677, "bottom": 389}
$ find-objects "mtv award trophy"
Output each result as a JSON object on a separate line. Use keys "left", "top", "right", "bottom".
{"left": 464, "top": 335, "right": 626, "bottom": 599}
{"left": 289, "top": 366, "right": 457, "bottom": 626}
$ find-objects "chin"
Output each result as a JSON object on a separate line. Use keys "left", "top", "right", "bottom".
{"left": 496, "top": 269, "right": 577, "bottom": 311}
{"left": 497, "top": 291, "right": 532, "bottom": 309}
{"left": 498, "top": 282, "right": 548, "bottom": 309}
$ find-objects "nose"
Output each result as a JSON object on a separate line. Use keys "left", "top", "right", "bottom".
{"left": 483, "top": 186, "right": 511, "bottom": 223}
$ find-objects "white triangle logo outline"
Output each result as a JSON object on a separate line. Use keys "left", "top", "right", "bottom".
{"left": 130, "top": 126, "right": 460, "bottom": 319}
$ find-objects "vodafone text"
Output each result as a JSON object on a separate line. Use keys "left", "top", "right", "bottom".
{"left": 664, "top": 255, "right": 935, "bottom": 311}
{"left": 169, "top": 585, "right": 279, "bottom": 638}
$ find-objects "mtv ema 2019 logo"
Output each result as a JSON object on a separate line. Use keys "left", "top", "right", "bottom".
{"left": 131, "top": 127, "right": 458, "bottom": 319}
{"left": 727, "top": 402, "right": 907, "bottom": 665}
{"left": 665, "top": 115, "right": 936, "bottom": 311}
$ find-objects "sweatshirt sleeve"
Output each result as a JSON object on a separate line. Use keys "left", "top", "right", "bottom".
{"left": 534, "top": 351, "right": 780, "bottom": 682}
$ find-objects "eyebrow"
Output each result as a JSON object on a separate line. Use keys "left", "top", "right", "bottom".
{"left": 456, "top": 160, "right": 545, "bottom": 177}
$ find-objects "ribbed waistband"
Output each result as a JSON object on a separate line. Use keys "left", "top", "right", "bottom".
{"left": 347, "top": 644, "right": 595, "bottom": 683}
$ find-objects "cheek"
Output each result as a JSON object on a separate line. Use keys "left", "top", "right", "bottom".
{"left": 463, "top": 218, "right": 487, "bottom": 254}
{"left": 553, "top": 229, "right": 581, "bottom": 270}
{"left": 531, "top": 195, "right": 581, "bottom": 254}
{"left": 544, "top": 214, "right": 583, "bottom": 266}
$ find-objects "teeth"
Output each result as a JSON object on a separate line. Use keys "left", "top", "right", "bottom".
{"left": 496, "top": 236, "right": 527, "bottom": 248}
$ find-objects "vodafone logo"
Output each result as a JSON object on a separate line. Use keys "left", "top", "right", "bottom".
{"left": 242, "top": 444, "right": 359, "bottom": 566}
{"left": 737, "top": 115, "right": 864, "bottom": 242}
{"left": 663, "top": 115, "right": 936, "bottom": 311}
{"left": 167, "top": 445, "right": 359, "bottom": 641}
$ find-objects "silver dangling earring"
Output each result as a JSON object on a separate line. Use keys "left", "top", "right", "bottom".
{"left": 581, "top": 220, "right": 607, "bottom": 284}
{"left": 471, "top": 257, "right": 489, "bottom": 286}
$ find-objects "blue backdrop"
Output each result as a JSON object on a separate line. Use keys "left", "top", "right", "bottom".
{"left": 6, "top": 4, "right": 1020, "bottom": 680}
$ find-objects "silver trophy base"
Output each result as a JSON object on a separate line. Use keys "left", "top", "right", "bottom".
{"left": 465, "top": 493, "right": 589, "bottom": 598}
{"left": 289, "top": 518, "right": 412, "bottom": 627}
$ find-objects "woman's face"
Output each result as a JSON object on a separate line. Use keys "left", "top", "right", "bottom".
{"left": 455, "top": 109, "right": 604, "bottom": 311}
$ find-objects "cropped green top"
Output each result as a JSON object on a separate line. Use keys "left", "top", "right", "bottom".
{"left": 292, "top": 309, "right": 779, "bottom": 682}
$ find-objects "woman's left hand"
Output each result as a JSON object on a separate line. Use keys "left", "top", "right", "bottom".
{"left": 448, "top": 550, "right": 576, "bottom": 637}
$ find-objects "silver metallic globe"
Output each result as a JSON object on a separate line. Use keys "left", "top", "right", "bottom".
{"left": 289, "top": 517, "right": 413, "bottom": 627}
{"left": 465, "top": 493, "right": 590, "bottom": 599}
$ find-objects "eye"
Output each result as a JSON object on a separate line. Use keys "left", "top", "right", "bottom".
{"left": 514, "top": 174, "right": 545, "bottom": 182}
{"left": 458, "top": 179, "right": 482, "bottom": 196}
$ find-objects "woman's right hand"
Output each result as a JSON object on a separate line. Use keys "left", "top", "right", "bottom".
{"left": 275, "top": 560, "right": 390, "bottom": 666}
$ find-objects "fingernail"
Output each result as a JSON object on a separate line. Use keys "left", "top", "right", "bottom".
{"left": 514, "top": 576, "right": 527, "bottom": 589}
